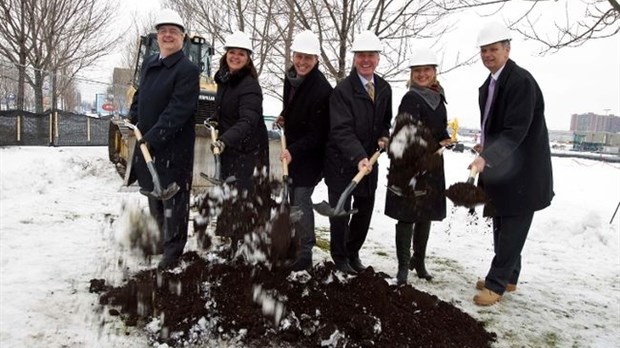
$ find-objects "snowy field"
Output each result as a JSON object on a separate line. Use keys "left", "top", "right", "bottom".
{"left": 0, "top": 146, "right": 619, "bottom": 347}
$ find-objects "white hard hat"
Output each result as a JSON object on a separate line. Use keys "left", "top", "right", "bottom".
{"left": 290, "top": 30, "right": 321, "bottom": 56}
{"left": 408, "top": 47, "right": 438, "bottom": 67}
{"left": 476, "top": 21, "right": 512, "bottom": 47}
{"left": 351, "top": 31, "right": 382, "bottom": 52}
{"left": 154, "top": 9, "right": 185, "bottom": 32}
{"left": 224, "top": 31, "right": 253, "bottom": 53}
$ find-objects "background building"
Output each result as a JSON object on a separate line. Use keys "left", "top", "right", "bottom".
{"left": 570, "top": 112, "right": 620, "bottom": 133}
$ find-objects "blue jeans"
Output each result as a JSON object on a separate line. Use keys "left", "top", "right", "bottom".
{"left": 291, "top": 186, "right": 316, "bottom": 262}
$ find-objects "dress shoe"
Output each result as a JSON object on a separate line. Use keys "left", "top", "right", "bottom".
{"left": 349, "top": 258, "right": 367, "bottom": 273}
{"left": 473, "top": 288, "right": 502, "bottom": 306}
{"left": 335, "top": 261, "right": 357, "bottom": 275}
{"left": 290, "top": 258, "right": 312, "bottom": 272}
{"left": 157, "top": 257, "right": 178, "bottom": 270}
{"left": 476, "top": 279, "right": 517, "bottom": 292}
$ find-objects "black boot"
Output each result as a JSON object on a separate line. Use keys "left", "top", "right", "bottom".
{"left": 410, "top": 221, "right": 433, "bottom": 281}
{"left": 395, "top": 222, "right": 413, "bottom": 285}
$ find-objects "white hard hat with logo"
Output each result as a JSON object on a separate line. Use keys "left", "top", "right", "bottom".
{"left": 408, "top": 47, "right": 438, "bottom": 67}
{"left": 290, "top": 30, "right": 321, "bottom": 56}
{"left": 351, "top": 31, "right": 382, "bottom": 52}
{"left": 476, "top": 21, "right": 512, "bottom": 47}
{"left": 154, "top": 9, "right": 185, "bottom": 32}
{"left": 224, "top": 31, "right": 253, "bottom": 53}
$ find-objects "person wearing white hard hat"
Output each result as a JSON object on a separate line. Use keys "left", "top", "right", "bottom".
{"left": 128, "top": 8, "right": 199, "bottom": 269}
{"left": 276, "top": 30, "right": 333, "bottom": 271}
{"left": 323, "top": 30, "right": 392, "bottom": 274}
{"left": 384, "top": 46, "right": 453, "bottom": 285}
{"left": 469, "top": 21, "right": 554, "bottom": 306}
{"left": 211, "top": 31, "right": 270, "bottom": 244}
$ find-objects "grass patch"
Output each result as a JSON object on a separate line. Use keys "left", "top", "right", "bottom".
{"left": 315, "top": 237, "right": 330, "bottom": 252}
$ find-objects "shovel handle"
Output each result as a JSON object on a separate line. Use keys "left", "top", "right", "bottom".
{"left": 466, "top": 166, "right": 478, "bottom": 185}
{"left": 124, "top": 123, "right": 153, "bottom": 163}
{"left": 279, "top": 127, "right": 289, "bottom": 177}
{"left": 206, "top": 122, "right": 221, "bottom": 156}
{"left": 351, "top": 150, "right": 383, "bottom": 184}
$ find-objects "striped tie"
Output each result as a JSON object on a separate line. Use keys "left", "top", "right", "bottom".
{"left": 367, "top": 82, "right": 375, "bottom": 102}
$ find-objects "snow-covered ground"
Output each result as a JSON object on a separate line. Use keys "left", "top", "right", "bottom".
{"left": 1, "top": 146, "right": 619, "bottom": 347}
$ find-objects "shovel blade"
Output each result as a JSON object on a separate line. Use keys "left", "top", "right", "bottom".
{"left": 313, "top": 201, "right": 358, "bottom": 217}
{"left": 140, "top": 182, "right": 180, "bottom": 201}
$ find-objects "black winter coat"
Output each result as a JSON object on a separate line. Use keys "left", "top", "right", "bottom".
{"left": 128, "top": 50, "right": 200, "bottom": 191}
{"left": 214, "top": 66, "right": 269, "bottom": 192}
{"left": 282, "top": 64, "right": 333, "bottom": 187}
{"left": 384, "top": 89, "right": 451, "bottom": 223}
{"left": 324, "top": 68, "right": 392, "bottom": 197}
{"left": 478, "top": 59, "right": 554, "bottom": 216}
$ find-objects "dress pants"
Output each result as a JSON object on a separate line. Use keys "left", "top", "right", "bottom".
{"left": 485, "top": 212, "right": 534, "bottom": 295}
{"left": 148, "top": 187, "right": 191, "bottom": 262}
{"left": 328, "top": 189, "right": 375, "bottom": 263}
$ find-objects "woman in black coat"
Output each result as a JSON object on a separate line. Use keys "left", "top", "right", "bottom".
{"left": 385, "top": 48, "right": 452, "bottom": 284}
{"left": 212, "top": 31, "right": 269, "bottom": 195}
{"left": 211, "top": 31, "right": 269, "bottom": 243}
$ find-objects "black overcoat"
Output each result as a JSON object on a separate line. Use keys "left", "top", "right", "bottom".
{"left": 323, "top": 68, "right": 392, "bottom": 197}
{"left": 214, "top": 66, "right": 269, "bottom": 192}
{"left": 282, "top": 64, "right": 333, "bottom": 187}
{"left": 384, "top": 89, "right": 450, "bottom": 222}
{"left": 478, "top": 59, "right": 554, "bottom": 216}
{"left": 128, "top": 50, "right": 200, "bottom": 191}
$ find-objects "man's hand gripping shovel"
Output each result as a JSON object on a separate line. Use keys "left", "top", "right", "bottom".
{"left": 124, "top": 122, "right": 179, "bottom": 201}
{"left": 313, "top": 149, "right": 384, "bottom": 217}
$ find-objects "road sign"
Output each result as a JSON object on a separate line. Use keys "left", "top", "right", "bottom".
{"left": 102, "top": 103, "right": 116, "bottom": 112}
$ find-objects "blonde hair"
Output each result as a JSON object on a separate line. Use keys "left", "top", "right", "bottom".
{"left": 406, "top": 66, "right": 437, "bottom": 88}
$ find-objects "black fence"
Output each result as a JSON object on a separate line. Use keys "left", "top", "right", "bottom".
{"left": 0, "top": 110, "right": 111, "bottom": 146}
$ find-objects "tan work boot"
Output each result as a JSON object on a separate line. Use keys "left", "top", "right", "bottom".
{"left": 474, "top": 288, "right": 502, "bottom": 306}
{"left": 476, "top": 279, "right": 517, "bottom": 292}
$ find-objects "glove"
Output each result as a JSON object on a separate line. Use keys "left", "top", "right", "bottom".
{"left": 211, "top": 139, "right": 225, "bottom": 154}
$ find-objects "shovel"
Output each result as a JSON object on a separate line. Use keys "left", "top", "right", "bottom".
{"left": 125, "top": 122, "right": 179, "bottom": 201}
{"left": 270, "top": 126, "right": 302, "bottom": 261}
{"left": 314, "top": 149, "right": 384, "bottom": 217}
{"left": 200, "top": 119, "right": 236, "bottom": 185}
{"left": 445, "top": 167, "right": 487, "bottom": 208}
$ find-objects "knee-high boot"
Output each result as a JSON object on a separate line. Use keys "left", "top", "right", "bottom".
{"left": 409, "top": 221, "right": 433, "bottom": 281}
{"left": 395, "top": 222, "right": 413, "bottom": 285}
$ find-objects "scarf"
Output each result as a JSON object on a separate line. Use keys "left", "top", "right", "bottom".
{"left": 409, "top": 82, "right": 446, "bottom": 110}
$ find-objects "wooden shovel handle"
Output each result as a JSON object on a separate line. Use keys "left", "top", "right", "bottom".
{"left": 351, "top": 150, "right": 383, "bottom": 184}
{"left": 280, "top": 128, "right": 288, "bottom": 177}
{"left": 125, "top": 123, "right": 153, "bottom": 163}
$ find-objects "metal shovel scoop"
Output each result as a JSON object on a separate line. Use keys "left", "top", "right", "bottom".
{"left": 314, "top": 149, "right": 384, "bottom": 217}
{"left": 200, "top": 119, "right": 236, "bottom": 185}
{"left": 125, "top": 123, "right": 179, "bottom": 201}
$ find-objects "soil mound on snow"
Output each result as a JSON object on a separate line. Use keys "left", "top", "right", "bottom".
{"left": 92, "top": 251, "right": 496, "bottom": 347}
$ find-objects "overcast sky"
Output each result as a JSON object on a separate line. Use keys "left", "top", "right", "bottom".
{"left": 83, "top": 0, "right": 619, "bottom": 131}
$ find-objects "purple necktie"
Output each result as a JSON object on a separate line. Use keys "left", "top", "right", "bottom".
{"left": 481, "top": 78, "right": 496, "bottom": 145}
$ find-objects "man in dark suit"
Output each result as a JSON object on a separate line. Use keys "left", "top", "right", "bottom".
{"left": 469, "top": 21, "right": 554, "bottom": 305}
{"left": 128, "top": 9, "right": 200, "bottom": 269}
{"left": 323, "top": 31, "right": 392, "bottom": 274}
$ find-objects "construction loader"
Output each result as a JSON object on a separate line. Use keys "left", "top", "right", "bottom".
{"left": 107, "top": 32, "right": 282, "bottom": 191}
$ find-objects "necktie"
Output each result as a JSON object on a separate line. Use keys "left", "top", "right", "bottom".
{"left": 366, "top": 82, "right": 375, "bottom": 102}
{"left": 481, "top": 78, "right": 496, "bottom": 145}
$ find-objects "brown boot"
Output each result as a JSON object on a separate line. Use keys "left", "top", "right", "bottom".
{"left": 473, "top": 288, "right": 502, "bottom": 306}
{"left": 476, "top": 279, "right": 517, "bottom": 292}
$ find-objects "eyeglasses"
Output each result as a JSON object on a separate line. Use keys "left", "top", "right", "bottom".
{"left": 157, "top": 28, "right": 183, "bottom": 36}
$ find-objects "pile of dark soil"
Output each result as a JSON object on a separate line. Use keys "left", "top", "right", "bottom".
{"left": 91, "top": 250, "right": 496, "bottom": 347}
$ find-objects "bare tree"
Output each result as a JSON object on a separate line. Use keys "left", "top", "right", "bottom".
{"left": 443, "top": 0, "right": 619, "bottom": 54}
{"left": 0, "top": 0, "right": 118, "bottom": 112}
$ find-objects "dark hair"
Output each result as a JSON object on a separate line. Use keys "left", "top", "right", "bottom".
{"left": 219, "top": 49, "right": 258, "bottom": 79}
